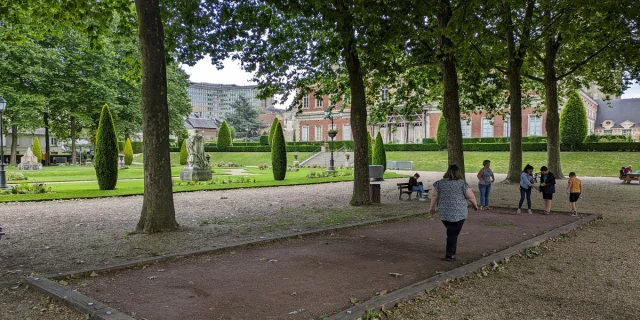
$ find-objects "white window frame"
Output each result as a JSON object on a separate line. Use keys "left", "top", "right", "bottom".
{"left": 622, "top": 129, "right": 632, "bottom": 135}
{"left": 315, "top": 96, "right": 323, "bottom": 109}
{"left": 314, "top": 125, "right": 322, "bottom": 141}
{"left": 51, "top": 137, "right": 58, "bottom": 145}
{"left": 343, "top": 124, "right": 351, "bottom": 141}
{"left": 481, "top": 118, "right": 494, "bottom": 138}
{"left": 460, "top": 120, "right": 472, "bottom": 138}
{"left": 503, "top": 116, "right": 511, "bottom": 137}
{"left": 528, "top": 115, "right": 542, "bottom": 136}
{"left": 303, "top": 96, "right": 309, "bottom": 109}
{"left": 302, "top": 126, "right": 309, "bottom": 141}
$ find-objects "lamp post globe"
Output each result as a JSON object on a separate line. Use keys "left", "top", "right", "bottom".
{"left": 0, "top": 96, "right": 8, "bottom": 189}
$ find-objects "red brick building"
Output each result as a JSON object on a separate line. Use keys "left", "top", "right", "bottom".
{"left": 287, "top": 90, "right": 604, "bottom": 143}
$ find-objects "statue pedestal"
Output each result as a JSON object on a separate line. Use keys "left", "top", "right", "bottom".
{"left": 180, "top": 167, "right": 212, "bottom": 182}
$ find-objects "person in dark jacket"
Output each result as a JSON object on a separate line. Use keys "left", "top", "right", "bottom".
{"left": 408, "top": 173, "right": 426, "bottom": 200}
{"left": 539, "top": 166, "right": 556, "bottom": 215}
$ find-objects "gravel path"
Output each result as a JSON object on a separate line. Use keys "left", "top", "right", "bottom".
{"left": 1, "top": 172, "right": 638, "bottom": 319}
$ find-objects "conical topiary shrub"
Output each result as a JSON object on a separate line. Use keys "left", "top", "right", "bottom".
{"left": 372, "top": 131, "right": 387, "bottom": 171}
{"left": 179, "top": 139, "right": 188, "bottom": 165}
{"left": 32, "top": 137, "right": 43, "bottom": 162}
{"left": 560, "top": 91, "right": 588, "bottom": 150}
{"left": 94, "top": 104, "right": 119, "bottom": 190}
{"left": 269, "top": 117, "right": 279, "bottom": 145}
{"left": 436, "top": 115, "right": 447, "bottom": 150}
{"left": 123, "top": 138, "right": 134, "bottom": 165}
{"left": 217, "top": 121, "right": 232, "bottom": 150}
{"left": 271, "top": 121, "right": 287, "bottom": 180}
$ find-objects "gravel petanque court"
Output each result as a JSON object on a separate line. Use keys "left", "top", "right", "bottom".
{"left": 65, "top": 208, "right": 579, "bottom": 320}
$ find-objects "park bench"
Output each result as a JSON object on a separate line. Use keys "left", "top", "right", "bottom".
{"left": 52, "top": 157, "right": 68, "bottom": 165}
{"left": 397, "top": 182, "right": 430, "bottom": 200}
{"left": 620, "top": 173, "right": 640, "bottom": 184}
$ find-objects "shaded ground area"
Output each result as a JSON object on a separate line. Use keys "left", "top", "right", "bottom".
{"left": 69, "top": 209, "right": 578, "bottom": 320}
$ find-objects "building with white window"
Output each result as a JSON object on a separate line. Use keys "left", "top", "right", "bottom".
{"left": 594, "top": 98, "right": 640, "bottom": 141}
{"left": 186, "top": 82, "right": 273, "bottom": 120}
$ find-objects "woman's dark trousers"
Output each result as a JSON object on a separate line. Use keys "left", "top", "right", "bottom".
{"left": 442, "top": 219, "right": 465, "bottom": 257}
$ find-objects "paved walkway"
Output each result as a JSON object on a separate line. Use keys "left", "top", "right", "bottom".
{"left": 68, "top": 209, "right": 578, "bottom": 319}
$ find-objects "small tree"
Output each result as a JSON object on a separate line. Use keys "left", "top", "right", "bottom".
{"left": 123, "top": 138, "right": 134, "bottom": 165}
{"left": 436, "top": 115, "right": 447, "bottom": 150}
{"left": 32, "top": 137, "right": 43, "bottom": 162}
{"left": 560, "top": 91, "right": 588, "bottom": 150}
{"left": 271, "top": 121, "right": 287, "bottom": 180}
{"left": 179, "top": 139, "right": 188, "bottom": 165}
{"left": 367, "top": 132, "right": 373, "bottom": 165}
{"left": 372, "top": 132, "right": 387, "bottom": 171}
{"left": 268, "top": 117, "right": 279, "bottom": 145}
{"left": 217, "top": 121, "right": 232, "bottom": 150}
{"left": 94, "top": 104, "right": 119, "bottom": 190}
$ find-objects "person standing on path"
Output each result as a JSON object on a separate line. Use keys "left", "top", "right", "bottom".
{"left": 567, "top": 172, "right": 582, "bottom": 216}
{"left": 429, "top": 164, "right": 479, "bottom": 261}
{"left": 477, "top": 160, "right": 495, "bottom": 210}
{"left": 517, "top": 164, "right": 535, "bottom": 214}
{"left": 539, "top": 166, "right": 556, "bottom": 215}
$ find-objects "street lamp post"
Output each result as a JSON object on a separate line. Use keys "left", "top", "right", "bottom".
{"left": 0, "top": 96, "right": 8, "bottom": 189}
{"left": 324, "top": 109, "right": 343, "bottom": 172}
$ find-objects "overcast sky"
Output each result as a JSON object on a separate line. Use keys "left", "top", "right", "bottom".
{"left": 181, "top": 57, "right": 640, "bottom": 107}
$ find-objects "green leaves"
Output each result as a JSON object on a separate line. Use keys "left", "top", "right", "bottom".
{"left": 560, "top": 91, "right": 588, "bottom": 149}
{"left": 372, "top": 132, "right": 387, "bottom": 172}
{"left": 271, "top": 121, "right": 287, "bottom": 181}
{"left": 94, "top": 104, "right": 119, "bottom": 190}
{"left": 225, "top": 96, "right": 263, "bottom": 137}
{"left": 217, "top": 121, "right": 233, "bottom": 150}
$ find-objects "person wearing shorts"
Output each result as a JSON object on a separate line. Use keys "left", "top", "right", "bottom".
{"left": 539, "top": 166, "right": 556, "bottom": 215}
{"left": 567, "top": 172, "right": 582, "bottom": 216}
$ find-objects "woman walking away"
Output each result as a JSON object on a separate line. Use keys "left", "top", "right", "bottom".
{"left": 429, "top": 164, "right": 479, "bottom": 261}
{"left": 477, "top": 160, "right": 495, "bottom": 210}
{"left": 518, "top": 164, "right": 535, "bottom": 214}
{"left": 539, "top": 166, "right": 556, "bottom": 215}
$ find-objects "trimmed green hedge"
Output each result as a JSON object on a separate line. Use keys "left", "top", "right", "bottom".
{"left": 421, "top": 138, "right": 436, "bottom": 144}
{"left": 259, "top": 135, "right": 269, "bottom": 145}
{"left": 118, "top": 141, "right": 144, "bottom": 153}
{"left": 385, "top": 144, "right": 442, "bottom": 151}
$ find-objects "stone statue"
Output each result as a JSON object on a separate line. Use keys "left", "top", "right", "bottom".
{"left": 180, "top": 132, "right": 212, "bottom": 181}
{"left": 18, "top": 147, "right": 42, "bottom": 170}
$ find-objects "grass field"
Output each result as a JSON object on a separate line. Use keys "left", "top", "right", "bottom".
{"left": 386, "top": 151, "right": 638, "bottom": 177}
{"left": 133, "top": 152, "right": 317, "bottom": 167}
{"left": 0, "top": 168, "right": 404, "bottom": 202}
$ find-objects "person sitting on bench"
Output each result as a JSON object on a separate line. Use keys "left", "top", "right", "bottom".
{"left": 409, "top": 173, "right": 426, "bottom": 200}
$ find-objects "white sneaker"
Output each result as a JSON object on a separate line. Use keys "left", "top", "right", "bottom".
{"left": 517, "top": 209, "right": 521, "bottom": 214}
{"left": 528, "top": 209, "right": 532, "bottom": 214}
{"left": 419, "top": 197, "right": 426, "bottom": 201}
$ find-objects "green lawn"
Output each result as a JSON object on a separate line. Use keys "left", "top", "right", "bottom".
{"left": 133, "top": 152, "right": 317, "bottom": 166}
{"left": 0, "top": 168, "right": 405, "bottom": 202}
{"left": 387, "top": 151, "right": 638, "bottom": 177}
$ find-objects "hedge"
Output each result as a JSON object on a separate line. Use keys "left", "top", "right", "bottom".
{"left": 217, "top": 121, "right": 233, "bottom": 150}
{"left": 421, "top": 138, "right": 436, "bottom": 144}
{"left": 117, "top": 141, "right": 144, "bottom": 153}
{"left": 372, "top": 132, "right": 387, "bottom": 171}
{"left": 271, "top": 121, "right": 287, "bottom": 180}
{"left": 259, "top": 135, "right": 269, "bottom": 145}
{"left": 123, "top": 138, "right": 134, "bottom": 165}
{"left": 95, "top": 104, "right": 119, "bottom": 190}
{"left": 385, "top": 144, "right": 442, "bottom": 151}
{"left": 560, "top": 91, "right": 588, "bottom": 149}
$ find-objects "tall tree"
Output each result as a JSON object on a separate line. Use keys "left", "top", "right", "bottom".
{"left": 94, "top": 104, "right": 119, "bottom": 190}
{"left": 226, "top": 96, "right": 262, "bottom": 137}
{"left": 271, "top": 121, "right": 287, "bottom": 180}
{"left": 525, "top": 0, "right": 640, "bottom": 177}
{"left": 560, "top": 91, "right": 588, "bottom": 149}
{"left": 135, "top": 0, "right": 178, "bottom": 233}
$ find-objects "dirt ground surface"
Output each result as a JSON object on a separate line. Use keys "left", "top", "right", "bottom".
{"left": 69, "top": 210, "right": 577, "bottom": 320}
{"left": 0, "top": 172, "right": 638, "bottom": 320}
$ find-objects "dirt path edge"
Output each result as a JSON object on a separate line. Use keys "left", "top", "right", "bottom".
{"left": 328, "top": 213, "right": 601, "bottom": 320}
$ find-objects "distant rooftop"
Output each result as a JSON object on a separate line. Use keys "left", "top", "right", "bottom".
{"left": 189, "top": 82, "right": 258, "bottom": 89}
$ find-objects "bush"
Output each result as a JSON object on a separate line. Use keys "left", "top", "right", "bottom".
{"left": 217, "top": 121, "right": 233, "bottom": 150}
{"left": 422, "top": 138, "right": 436, "bottom": 144}
{"left": 123, "top": 138, "right": 134, "bottom": 165}
{"left": 436, "top": 116, "right": 447, "bottom": 149}
{"left": 94, "top": 104, "right": 119, "bottom": 190}
{"left": 117, "top": 141, "right": 144, "bottom": 153}
{"left": 259, "top": 135, "right": 270, "bottom": 145}
{"left": 560, "top": 91, "right": 588, "bottom": 149}
{"left": 372, "top": 132, "right": 387, "bottom": 171}
{"left": 180, "top": 140, "right": 188, "bottom": 165}
{"left": 385, "top": 144, "right": 442, "bottom": 151}
{"left": 271, "top": 121, "right": 287, "bottom": 180}
{"left": 268, "top": 117, "right": 279, "bottom": 145}
{"left": 32, "top": 137, "right": 43, "bottom": 162}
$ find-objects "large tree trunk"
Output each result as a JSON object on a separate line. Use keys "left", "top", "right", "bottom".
{"left": 506, "top": 63, "right": 523, "bottom": 182}
{"left": 543, "top": 38, "right": 564, "bottom": 178}
{"left": 438, "top": 0, "right": 465, "bottom": 174}
{"left": 135, "top": 0, "right": 179, "bottom": 232}
{"left": 71, "top": 116, "right": 77, "bottom": 164}
{"left": 341, "top": 20, "right": 371, "bottom": 206}
{"left": 10, "top": 124, "right": 17, "bottom": 166}
{"left": 44, "top": 112, "right": 50, "bottom": 166}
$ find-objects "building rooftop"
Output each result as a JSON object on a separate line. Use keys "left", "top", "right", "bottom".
{"left": 595, "top": 98, "right": 640, "bottom": 128}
